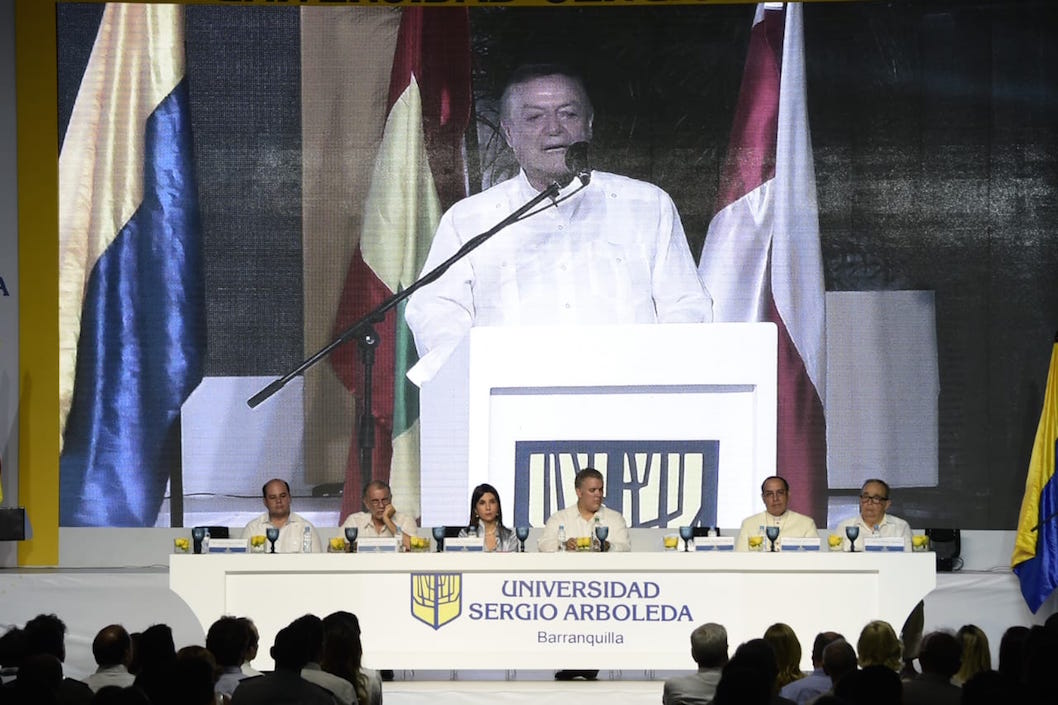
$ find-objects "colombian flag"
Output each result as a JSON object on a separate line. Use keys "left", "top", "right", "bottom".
{"left": 1012, "top": 332, "right": 1058, "bottom": 612}
{"left": 58, "top": 5, "right": 204, "bottom": 526}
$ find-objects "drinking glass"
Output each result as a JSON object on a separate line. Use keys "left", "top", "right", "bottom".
{"left": 594, "top": 525, "right": 609, "bottom": 552}
{"left": 515, "top": 526, "right": 530, "bottom": 552}
{"left": 765, "top": 525, "right": 780, "bottom": 552}
{"left": 679, "top": 526, "right": 694, "bottom": 552}
{"left": 265, "top": 527, "right": 279, "bottom": 554}
{"left": 191, "top": 526, "right": 206, "bottom": 554}
{"left": 344, "top": 527, "right": 359, "bottom": 553}
{"left": 431, "top": 526, "right": 446, "bottom": 552}
{"left": 845, "top": 525, "right": 860, "bottom": 553}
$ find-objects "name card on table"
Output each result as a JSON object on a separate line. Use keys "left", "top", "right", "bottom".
{"left": 694, "top": 536, "right": 735, "bottom": 551}
{"left": 443, "top": 537, "right": 484, "bottom": 552}
{"left": 207, "top": 538, "right": 248, "bottom": 553}
{"left": 779, "top": 537, "right": 821, "bottom": 551}
{"left": 357, "top": 537, "right": 400, "bottom": 553}
{"left": 864, "top": 537, "right": 906, "bottom": 552}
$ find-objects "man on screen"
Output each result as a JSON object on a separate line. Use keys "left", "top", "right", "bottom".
{"left": 243, "top": 478, "right": 321, "bottom": 553}
{"left": 405, "top": 63, "right": 712, "bottom": 383}
{"left": 835, "top": 478, "right": 913, "bottom": 551}
{"left": 538, "top": 468, "right": 630, "bottom": 552}
{"left": 734, "top": 475, "right": 819, "bottom": 551}
{"left": 340, "top": 480, "right": 418, "bottom": 551}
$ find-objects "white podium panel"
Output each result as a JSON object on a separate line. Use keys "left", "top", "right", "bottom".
{"left": 419, "top": 323, "right": 777, "bottom": 529}
{"left": 170, "top": 552, "right": 934, "bottom": 672}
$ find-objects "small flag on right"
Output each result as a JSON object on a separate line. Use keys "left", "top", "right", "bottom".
{"left": 1012, "top": 332, "right": 1058, "bottom": 612}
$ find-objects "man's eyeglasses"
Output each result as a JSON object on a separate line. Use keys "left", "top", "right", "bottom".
{"left": 859, "top": 494, "right": 888, "bottom": 505}
{"left": 367, "top": 497, "right": 392, "bottom": 507}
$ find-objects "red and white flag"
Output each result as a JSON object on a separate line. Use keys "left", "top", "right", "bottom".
{"left": 329, "top": 9, "right": 471, "bottom": 521}
{"left": 699, "top": 3, "right": 827, "bottom": 520}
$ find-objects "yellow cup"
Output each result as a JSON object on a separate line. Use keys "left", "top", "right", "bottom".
{"left": 663, "top": 535, "right": 679, "bottom": 550}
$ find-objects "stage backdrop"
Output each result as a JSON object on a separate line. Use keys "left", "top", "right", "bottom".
{"left": 46, "top": 1, "right": 1058, "bottom": 531}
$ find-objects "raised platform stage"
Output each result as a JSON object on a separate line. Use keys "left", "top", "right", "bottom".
{"left": 1, "top": 563, "right": 1054, "bottom": 705}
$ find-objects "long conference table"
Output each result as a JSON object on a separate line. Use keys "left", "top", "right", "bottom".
{"left": 169, "top": 551, "right": 935, "bottom": 672}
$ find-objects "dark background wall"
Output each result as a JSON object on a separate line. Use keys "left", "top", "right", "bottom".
{"left": 58, "top": 1, "right": 1058, "bottom": 529}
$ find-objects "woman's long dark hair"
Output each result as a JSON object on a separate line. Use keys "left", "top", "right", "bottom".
{"left": 321, "top": 611, "right": 367, "bottom": 705}
{"left": 467, "top": 483, "right": 506, "bottom": 530}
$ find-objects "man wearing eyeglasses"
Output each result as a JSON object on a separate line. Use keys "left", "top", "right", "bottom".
{"left": 734, "top": 475, "right": 819, "bottom": 551}
{"left": 341, "top": 480, "right": 417, "bottom": 551}
{"left": 243, "top": 478, "right": 322, "bottom": 553}
{"left": 835, "top": 478, "right": 913, "bottom": 551}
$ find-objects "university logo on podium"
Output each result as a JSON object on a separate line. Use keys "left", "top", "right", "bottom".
{"left": 410, "top": 573, "right": 462, "bottom": 630}
{"left": 513, "top": 440, "right": 720, "bottom": 528}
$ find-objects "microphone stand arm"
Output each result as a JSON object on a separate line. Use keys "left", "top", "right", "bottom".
{"left": 247, "top": 180, "right": 563, "bottom": 414}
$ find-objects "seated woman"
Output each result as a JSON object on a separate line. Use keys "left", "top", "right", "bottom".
{"left": 458, "top": 483, "right": 519, "bottom": 552}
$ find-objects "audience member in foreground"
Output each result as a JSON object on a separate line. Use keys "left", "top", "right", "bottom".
{"left": 834, "top": 664, "right": 902, "bottom": 705}
{"left": 206, "top": 616, "right": 251, "bottom": 699}
{"left": 230, "top": 623, "right": 335, "bottom": 705}
{"left": 764, "top": 623, "right": 805, "bottom": 690}
{"left": 321, "top": 611, "right": 382, "bottom": 705}
{"left": 662, "top": 622, "right": 728, "bottom": 705}
{"left": 952, "top": 623, "right": 989, "bottom": 686}
{"left": 290, "top": 616, "right": 354, "bottom": 705}
{"left": 237, "top": 618, "right": 262, "bottom": 678}
{"left": 900, "top": 630, "right": 960, "bottom": 705}
{"left": 855, "top": 620, "right": 902, "bottom": 672}
{"left": 735, "top": 476, "right": 819, "bottom": 551}
{"left": 778, "top": 631, "right": 843, "bottom": 704}
{"left": 22, "top": 613, "right": 93, "bottom": 705}
{"left": 83, "top": 625, "right": 135, "bottom": 693}
{"left": 716, "top": 639, "right": 795, "bottom": 705}
{"left": 820, "top": 638, "right": 859, "bottom": 697}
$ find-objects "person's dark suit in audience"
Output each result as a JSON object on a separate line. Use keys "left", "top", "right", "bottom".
{"left": 0, "top": 627, "right": 26, "bottom": 686}
{"left": 834, "top": 664, "right": 902, "bottom": 705}
{"left": 901, "top": 631, "right": 960, "bottom": 705}
{"left": 712, "top": 650, "right": 772, "bottom": 705}
{"left": 82, "top": 625, "right": 135, "bottom": 693}
{"left": 662, "top": 622, "right": 728, "bottom": 705}
{"left": 230, "top": 623, "right": 336, "bottom": 705}
{"left": 718, "top": 639, "right": 796, "bottom": 705}
{"left": 167, "top": 646, "right": 220, "bottom": 705}
{"left": 779, "top": 631, "right": 842, "bottom": 705}
{"left": 131, "top": 624, "right": 176, "bottom": 705}
{"left": 9, "top": 653, "right": 63, "bottom": 705}
{"left": 996, "top": 625, "right": 1028, "bottom": 685}
{"left": 960, "top": 670, "right": 1015, "bottom": 705}
{"left": 1023, "top": 624, "right": 1058, "bottom": 704}
{"left": 22, "top": 614, "right": 93, "bottom": 705}
{"left": 207, "top": 616, "right": 251, "bottom": 699}
{"left": 88, "top": 685, "right": 151, "bottom": 705}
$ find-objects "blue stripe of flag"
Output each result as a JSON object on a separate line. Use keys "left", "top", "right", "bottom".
{"left": 1014, "top": 437, "right": 1058, "bottom": 613}
{"left": 60, "top": 79, "right": 204, "bottom": 527}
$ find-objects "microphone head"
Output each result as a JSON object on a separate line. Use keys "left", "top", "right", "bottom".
{"left": 564, "top": 142, "right": 592, "bottom": 185}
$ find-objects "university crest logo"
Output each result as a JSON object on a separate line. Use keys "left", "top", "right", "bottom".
{"left": 410, "top": 573, "right": 462, "bottom": 630}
